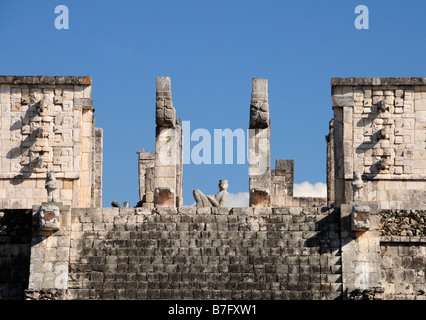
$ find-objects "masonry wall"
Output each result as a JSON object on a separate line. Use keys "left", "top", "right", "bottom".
{"left": 380, "top": 242, "right": 425, "bottom": 299}
{"left": 0, "top": 76, "right": 102, "bottom": 209}
{"left": 3, "top": 205, "right": 426, "bottom": 300}
{"left": 66, "top": 207, "right": 342, "bottom": 300}
{"left": 379, "top": 209, "right": 426, "bottom": 300}
{"left": 331, "top": 78, "right": 426, "bottom": 209}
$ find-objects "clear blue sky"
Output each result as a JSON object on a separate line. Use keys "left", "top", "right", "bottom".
{"left": 1, "top": 0, "right": 425, "bottom": 206}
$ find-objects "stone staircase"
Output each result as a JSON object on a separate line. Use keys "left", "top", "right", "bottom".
{"left": 66, "top": 207, "right": 342, "bottom": 300}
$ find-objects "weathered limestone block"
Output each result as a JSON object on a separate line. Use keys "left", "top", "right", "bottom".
{"left": 249, "top": 78, "right": 269, "bottom": 129}
{"left": 38, "top": 203, "right": 61, "bottom": 231}
{"left": 156, "top": 77, "right": 176, "bottom": 128}
{"left": 271, "top": 159, "right": 294, "bottom": 207}
{"left": 341, "top": 202, "right": 381, "bottom": 299}
{"left": 351, "top": 204, "right": 370, "bottom": 232}
{"left": 248, "top": 78, "right": 271, "bottom": 207}
{"left": 137, "top": 148, "right": 155, "bottom": 205}
{"left": 28, "top": 203, "right": 71, "bottom": 295}
{"left": 275, "top": 160, "right": 294, "bottom": 191}
{"left": 331, "top": 85, "right": 354, "bottom": 107}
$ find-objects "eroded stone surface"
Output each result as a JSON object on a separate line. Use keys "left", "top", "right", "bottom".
{"left": 39, "top": 203, "right": 60, "bottom": 231}
{"left": 0, "top": 76, "right": 102, "bottom": 209}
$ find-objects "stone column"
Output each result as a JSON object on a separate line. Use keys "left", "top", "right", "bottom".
{"left": 340, "top": 201, "right": 383, "bottom": 299}
{"left": 248, "top": 78, "right": 271, "bottom": 207}
{"left": 25, "top": 202, "right": 71, "bottom": 299}
{"left": 326, "top": 119, "right": 335, "bottom": 207}
{"left": 91, "top": 127, "right": 103, "bottom": 208}
{"left": 136, "top": 148, "right": 155, "bottom": 207}
{"left": 271, "top": 159, "right": 294, "bottom": 207}
{"left": 154, "top": 77, "right": 180, "bottom": 207}
{"left": 80, "top": 108, "right": 93, "bottom": 208}
{"left": 175, "top": 119, "right": 183, "bottom": 208}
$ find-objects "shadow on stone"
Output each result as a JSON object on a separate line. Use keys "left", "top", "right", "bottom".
{"left": 0, "top": 209, "right": 32, "bottom": 300}
{"left": 304, "top": 208, "right": 342, "bottom": 254}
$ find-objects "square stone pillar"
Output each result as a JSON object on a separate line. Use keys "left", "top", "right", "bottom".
{"left": 326, "top": 119, "right": 335, "bottom": 207}
{"left": 248, "top": 78, "right": 271, "bottom": 207}
{"left": 340, "top": 201, "right": 382, "bottom": 299}
{"left": 26, "top": 202, "right": 71, "bottom": 299}
{"left": 154, "top": 77, "right": 181, "bottom": 208}
{"left": 137, "top": 148, "right": 155, "bottom": 207}
{"left": 271, "top": 159, "right": 294, "bottom": 207}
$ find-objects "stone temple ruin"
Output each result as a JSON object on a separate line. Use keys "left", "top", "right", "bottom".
{"left": 136, "top": 77, "right": 321, "bottom": 210}
{"left": 0, "top": 75, "right": 426, "bottom": 300}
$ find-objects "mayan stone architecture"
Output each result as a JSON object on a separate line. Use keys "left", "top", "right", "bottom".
{"left": 1, "top": 75, "right": 426, "bottom": 300}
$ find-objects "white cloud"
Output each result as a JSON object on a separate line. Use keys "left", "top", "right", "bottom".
{"left": 225, "top": 192, "right": 249, "bottom": 208}
{"left": 293, "top": 181, "right": 327, "bottom": 198}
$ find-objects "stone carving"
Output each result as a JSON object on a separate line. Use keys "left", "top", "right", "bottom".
{"left": 0, "top": 76, "right": 101, "bottom": 210}
{"left": 45, "top": 172, "right": 58, "bottom": 202}
{"left": 36, "top": 99, "right": 46, "bottom": 115}
{"left": 375, "top": 119, "right": 395, "bottom": 173}
{"left": 342, "top": 84, "right": 417, "bottom": 179}
{"left": 377, "top": 100, "right": 389, "bottom": 113}
{"left": 377, "top": 157, "right": 389, "bottom": 171}
{"left": 156, "top": 77, "right": 176, "bottom": 128}
{"left": 54, "top": 96, "right": 63, "bottom": 105}
{"left": 249, "top": 78, "right": 269, "bottom": 129}
{"left": 379, "top": 128, "right": 391, "bottom": 140}
{"left": 351, "top": 172, "right": 364, "bottom": 201}
{"left": 36, "top": 156, "right": 44, "bottom": 170}
{"left": 376, "top": 149, "right": 394, "bottom": 172}
{"left": 21, "top": 95, "right": 30, "bottom": 105}
{"left": 193, "top": 179, "right": 228, "bottom": 208}
{"left": 351, "top": 204, "right": 370, "bottom": 232}
{"left": 39, "top": 203, "right": 60, "bottom": 231}
{"left": 35, "top": 126, "right": 49, "bottom": 139}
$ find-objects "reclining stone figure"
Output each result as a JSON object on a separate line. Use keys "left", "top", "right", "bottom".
{"left": 193, "top": 179, "right": 228, "bottom": 208}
